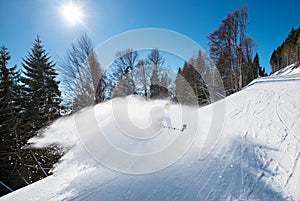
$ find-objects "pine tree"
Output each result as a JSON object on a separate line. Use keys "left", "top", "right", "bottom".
{"left": 22, "top": 36, "right": 61, "bottom": 130}
{"left": 259, "top": 66, "right": 268, "bottom": 77}
{"left": 251, "top": 53, "right": 268, "bottom": 78}
{"left": 21, "top": 36, "right": 62, "bottom": 183}
{"left": 159, "top": 73, "right": 169, "bottom": 99}
{"left": 175, "top": 60, "right": 208, "bottom": 106}
{"left": 175, "top": 64, "right": 196, "bottom": 105}
{"left": 270, "top": 26, "right": 300, "bottom": 72}
{"left": 150, "top": 64, "right": 160, "bottom": 98}
{"left": 0, "top": 46, "right": 25, "bottom": 195}
{"left": 252, "top": 53, "right": 260, "bottom": 80}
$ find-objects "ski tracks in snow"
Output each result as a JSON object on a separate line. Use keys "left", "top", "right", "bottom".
{"left": 275, "top": 89, "right": 300, "bottom": 196}
{"left": 67, "top": 78, "right": 300, "bottom": 201}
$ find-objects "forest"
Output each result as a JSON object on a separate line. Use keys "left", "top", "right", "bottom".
{"left": 270, "top": 26, "right": 300, "bottom": 73}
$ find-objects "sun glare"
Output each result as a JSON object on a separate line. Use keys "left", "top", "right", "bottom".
{"left": 60, "top": 2, "right": 84, "bottom": 26}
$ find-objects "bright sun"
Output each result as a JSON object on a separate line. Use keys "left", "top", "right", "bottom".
{"left": 60, "top": 2, "right": 84, "bottom": 26}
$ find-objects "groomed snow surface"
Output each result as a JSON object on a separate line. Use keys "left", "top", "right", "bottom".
{"left": 1, "top": 65, "right": 300, "bottom": 201}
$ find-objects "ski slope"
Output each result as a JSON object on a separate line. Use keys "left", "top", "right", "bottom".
{"left": 271, "top": 63, "right": 300, "bottom": 77}
{"left": 1, "top": 66, "right": 300, "bottom": 201}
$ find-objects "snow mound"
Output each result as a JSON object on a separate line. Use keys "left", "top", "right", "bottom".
{"left": 1, "top": 72, "right": 300, "bottom": 201}
{"left": 271, "top": 62, "right": 300, "bottom": 76}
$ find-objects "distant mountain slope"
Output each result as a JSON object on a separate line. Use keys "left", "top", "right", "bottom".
{"left": 270, "top": 26, "right": 300, "bottom": 73}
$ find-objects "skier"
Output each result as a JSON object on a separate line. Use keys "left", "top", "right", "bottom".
{"left": 162, "top": 102, "right": 187, "bottom": 132}
{"left": 163, "top": 102, "right": 172, "bottom": 127}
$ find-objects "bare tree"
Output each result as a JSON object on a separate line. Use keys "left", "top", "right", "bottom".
{"left": 208, "top": 6, "right": 253, "bottom": 95}
{"left": 133, "top": 59, "right": 152, "bottom": 98}
{"left": 147, "top": 48, "right": 165, "bottom": 66}
{"left": 111, "top": 49, "right": 138, "bottom": 97}
{"left": 58, "top": 33, "right": 103, "bottom": 112}
{"left": 147, "top": 49, "right": 166, "bottom": 99}
{"left": 113, "top": 49, "right": 138, "bottom": 78}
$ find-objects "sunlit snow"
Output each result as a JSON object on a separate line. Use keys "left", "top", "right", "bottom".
{"left": 1, "top": 65, "right": 300, "bottom": 201}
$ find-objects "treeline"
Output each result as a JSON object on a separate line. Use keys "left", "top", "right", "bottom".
{"left": 0, "top": 37, "right": 62, "bottom": 196}
{"left": 59, "top": 34, "right": 216, "bottom": 112}
{"left": 65, "top": 7, "right": 269, "bottom": 107}
{"left": 270, "top": 26, "right": 300, "bottom": 73}
{"left": 208, "top": 6, "right": 267, "bottom": 95}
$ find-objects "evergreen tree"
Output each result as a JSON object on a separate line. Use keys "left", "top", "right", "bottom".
{"left": 270, "top": 26, "right": 300, "bottom": 72}
{"left": 22, "top": 36, "right": 61, "bottom": 130}
{"left": 159, "top": 73, "right": 169, "bottom": 99}
{"left": 252, "top": 53, "right": 268, "bottom": 77}
{"left": 21, "top": 36, "right": 62, "bottom": 183}
{"left": 150, "top": 64, "right": 160, "bottom": 98}
{"left": 175, "top": 64, "right": 197, "bottom": 105}
{"left": 252, "top": 53, "right": 260, "bottom": 80}
{"left": 259, "top": 66, "right": 268, "bottom": 77}
{"left": 0, "top": 46, "right": 24, "bottom": 195}
{"left": 175, "top": 60, "right": 208, "bottom": 106}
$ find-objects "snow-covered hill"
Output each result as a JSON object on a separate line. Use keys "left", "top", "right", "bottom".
{"left": 271, "top": 62, "right": 300, "bottom": 77}
{"left": 1, "top": 65, "right": 300, "bottom": 201}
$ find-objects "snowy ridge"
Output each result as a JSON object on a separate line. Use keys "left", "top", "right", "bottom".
{"left": 1, "top": 70, "right": 300, "bottom": 200}
{"left": 245, "top": 62, "right": 300, "bottom": 89}
{"left": 271, "top": 62, "right": 300, "bottom": 77}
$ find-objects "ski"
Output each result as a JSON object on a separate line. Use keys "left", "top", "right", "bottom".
{"left": 162, "top": 124, "right": 187, "bottom": 132}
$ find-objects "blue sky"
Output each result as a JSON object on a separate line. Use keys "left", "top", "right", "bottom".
{"left": 1, "top": 0, "right": 300, "bottom": 74}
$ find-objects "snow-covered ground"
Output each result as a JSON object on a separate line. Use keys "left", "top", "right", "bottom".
{"left": 271, "top": 63, "right": 300, "bottom": 76}
{"left": 1, "top": 65, "right": 300, "bottom": 201}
